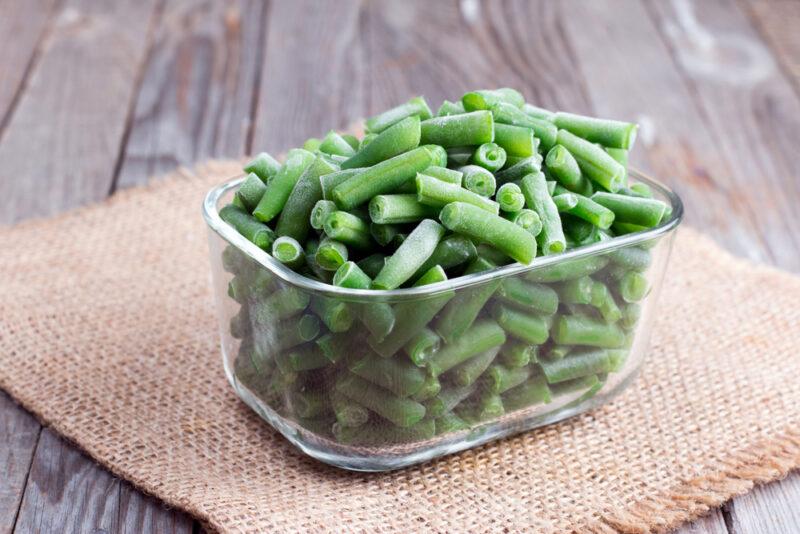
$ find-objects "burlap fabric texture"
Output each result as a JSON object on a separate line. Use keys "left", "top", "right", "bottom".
{"left": 1, "top": 160, "right": 799, "bottom": 533}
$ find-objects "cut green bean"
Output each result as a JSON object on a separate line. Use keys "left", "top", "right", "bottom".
{"left": 244, "top": 152, "right": 281, "bottom": 183}
{"left": 440, "top": 202, "right": 537, "bottom": 264}
{"left": 540, "top": 348, "right": 615, "bottom": 383}
{"left": 356, "top": 253, "right": 386, "bottom": 278}
{"left": 459, "top": 165, "right": 497, "bottom": 198}
{"left": 303, "top": 138, "right": 321, "bottom": 151}
{"left": 332, "top": 261, "right": 371, "bottom": 288}
{"left": 253, "top": 148, "right": 315, "bottom": 223}
{"left": 470, "top": 142, "right": 506, "bottom": 172}
{"left": 555, "top": 276, "right": 594, "bottom": 305}
{"left": 522, "top": 103, "right": 555, "bottom": 121}
{"left": 526, "top": 255, "right": 609, "bottom": 283}
{"left": 446, "top": 146, "right": 473, "bottom": 166}
{"left": 419, "top": 111, "right": 495, "bottom": 147}
{"left": 369, "top": 290, "right": 453, "bottom": 357}
{"left": 320, "top": 168, "right": 365, "bottom": 201}
{"left": 462, "top": 88, "right": 525, "bottom": 110}
{"left": 503, "top": 374, "right": 551, "bottom": 411}
{"left": 311, "top": 295, "right": 353, "bottom": 332}
{"left": 269, "top": 314, "right": 321, "bottom": 352}
{"left": 552, "top": 314, "right": 627, "bottom": 348}
{"left": 619, "top": 271, "right": 649, "bottom": 303}
{"left": 435, "top": 258, "right": 501, "bottom": 344}
{"left": 497, "top": 278, "right": 559, "bottom": 315}
{"left": 550, "top": 374, "right": 601, "bottom": 399}
{"left": 331, "top": 390, "right": 369, "bottom": 428}
{"left": 417, "top": 173, "right": 499, "bottom": 214}
{"left": 369, "top": 222, "right": 400, "bottom": 247}
{"left": 492, "top": 303, "right": 550, "bottom": 345}
{"left": 496, "top": 183, "right": 525, "bottom": 213}
{"left": 350, "top": 354, "right": 426, "bottom": 397}
{"left": 412, "top": 234, "right": 477, "bottom": 280}
{"left": 341, "top": 115, "right": 421, "bottom": 170}
{"left": 368, "top": 193, "right": 440, "bottom": 224}
{"left": 545, "top": 144, "right": 592, "bottom": 194}
{"left": 494, "top": 155, "right": 541, "bottom": 185}
{"left": 499, "top": 340, "right": 536, "bottom": 368}
{"left": 608, "top": 246, "right": 651, "bottom": 271}
{"left": 412, "top": 372, "right": 442, "bottom": 402}
{"left": 556, "top": 130, "right": 625, "bottom": 192}
{"left": 620, "top": 303, "right": 641, "bottom": 330}
{"left": 436, "top": 412, "right": 470, "bottom": 434}
{"left": 554, "top": 112, "right": 638, "bottom": 150}
{"left": 275, "top": 344, "right": 329, "bottom": 372}
{"left": 334, "top": 145, "right": 436, "bottom": 209}
{"left": 553, "top": 193, "right": 579, "bottom": 212}
{"left": 459, "top": 390, "right": 504, "bottom": 422}
{"left": 428, "top": 319, "right": 506, "bottom": 376}
{"left": 323, "top": 211, "right": 372, "bottom": 249}
{"left": 451, "top": 345, "right": 501, "bottom": 387}
{"left": 275, "top": 156, "right": 337, "bottom": 242}
{"left": 334, "top": 418, "right": 435, "bottom": 445}
{"left": 487, "top": 364, "right": 531, "bottom": 394}
{"left": 591, "top": 281, "right": 622, "bottom": 323}
{"left": 319, "top": 130, "right": 356, "bottom": 157}
{"left": 404, "top": 327, "right": 441, "bottom": 366}
{"left": 553, "top": 184, "right": 616, "bottom": 229}
{"left": 591, "top": 192, "right": 667, "bottom": 228}
{"left": 236, "top": 173, "right": 267, "bottom": 211}
{"left": 605, "top": 147, "right": 629, "bottom": 167}
{"left": 423, "top": 165, "right": 463, "bottom": 185}
{"left": 543, "top": 345, "right": 571, "bottom": 361}
{"left": 316, "top": 332, "right": 359, "bottom": 364}
{"left": 371, "top": 219, "right": 444, "bottom": 290}
{"left": 219, "top": 204, "right": 275, "bottom": 250}
{"left": 335, "top": 375, "right": 426, "bottom": 428}
{"left": 272, "top": 236, "right": 305, "bottom": 269}
{"left": 520, "top": 171, "right": 566, "bottom": 255}
{"left": 437, "top": 99, "right": 466, "bottom": 116}
{"left": 490, "top": 102, "right": 558, "bottom": 151}
{"left": 365, "top": 96, "right": 432, "bottom": 134}
{"left": 505, "top": 209, "right": 543, "bottom": 236}
{"left": 494, "top": 123, "right": 537, "bottom": 157}
{"left": 315, "top": 239, "right": 348, "bottom": 271}
{"left": 414, "top": 264, "right": 447, "bottom": 286}
{"left": 289, "top": 390, "right": 326, "bottom": 419}
{"left": 426, "top": 384, "right": 476, "bottom": 418}
{"left": 310, "top": 200, "right": 337, "bottom": 230}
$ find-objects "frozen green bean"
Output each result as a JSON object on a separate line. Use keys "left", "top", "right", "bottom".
{"left": 499, "top": 340, "right": 536, "bottom": 368}
{"left": 591, "top": 192, "right": 667, "bottom": 228}
{"left": 417, "top": 173, "right": 499, "bottom": 214}
{"left": 315, "top": 238, "right": 348, "bottom": 271}
{"left": 459, "top": 165, "right": 497, "bottom": 198}
{"left": 420, "top": 111, "right": 495, "bottom": 147}
{"left": 272, "top": 236, "right": 305, "bottom": 270}
{"left": 540, "top": 348, "right": 615, "bottom": 383}
{"left": 497, "top": 278, "right": 559, "bottom": 315}
{"left": 451, "top": 345, "right": 501, "bottom": 387}
{"left": 520, "top": 171, "right": 566, "bottom": 254}
{"left": 435, "top": 412, "right": 470, "bottom": 434}
{"left": 553, "top": 193, "right": 579, "bottom": 212}
{"left": 311, "top": 295, "right": 353, "bottom": 332}
{"left": 356, "top": 253, "right": 386, "bottom": 278}
{"left": 505, "top": 209, "right": 543, "bottom": 236}
{"left": 253, "top": 287, "right": 310, "bottom": 322}
{"left": 494, "top": 123, "right": 537, "bottom": 158}
{"left": 404, "top": 327, "right": 441, "bottom": 366}
{"left": 553, "top": 184, "right": 615, "bottom": 229}
{"left": 494, "top": 155, "right": 541, "bottom": 185}
{"left": 365, "top": 96, "right": 432, "bottom": 134}
{"left": 492, "top": 303, "right": 550, "bottom": 345}
{"left": 413, "top": 234, "right": 477, "bottom": 280}
{"left": 236, "top": 173, "right": 267, "bottom": 211}
{"left": 276, "top": 344, "right": 329, "bottom": 373}
{"left": 331, "top": 390, "right": 369, "bottom": 428}
{"left": 276, "top": 156, "right": 338, "bottom": 242}
{"left": 253, "top": 148, "right": 315, "bottom": 223}
{"left": 319, "top": 130, "right": 356, "bottom": 157}
{"left": 446, "top": 146, "right": 473, "bottom": 166}
{"left": 554, "top": 111, "right": 638, "bottom": 150}
{"left": 522, "top": 103, "right": 555, "bottom": 121}
{"left": 591, "top": 281, "right": 622, "bottom": 323}
{"left": 470, "top": 142, "right": 506, "bottom": 172}
{"left": 437, "top": 99, "right": 466, "bottom": 117}
{"left": 555, "top": 276, "right": 594, "bottom": 305}
{"left": 619, "top": 271, "right": 649, "bottom": 303}
{"left": 428, "top": 319, "right": 506, "bottom": 376}
{"left": 487, "top": 364, "right": 531, "bottom": 394}
{"left": 341, "top": 115, "right": 421, "bottom": 170}
{"left": 556, "top": 130, "right": 625, "bottom": 192}
{"left": 462, "top": 88, "right": 525, "bottom": 110}
{"left": 244, "top": 152, "right": 281, "bottom": 183}
{"left": 490, "top": 102, "right": 558, "bottom": 151}
{"left": 323, "top": 211, "right": 372, "bottom": 249}
{"left": 310, "top": 200, "right": 337, "bottom": 230}
{"left": 496, "top": 183, "right": 525, "bottom": 213}
{"left": 435, "top": 257, "right": 501, "bottom": 344}
{"left": 426, "top": 384, "right": 476, "bottom": 418}
{"left": 552, "top": 315, "right": 627, "bottom": 348}
{"left": 335, "top": 375, "right": 426, "bottom": 427}
{"left": 219, "top": 205, "right": 275, "bottom": 250}
{"left": 372, "top": 219, "right": 445, "bottom": 290}
{"left": 369, "top": 193, "right": 440, "bottom": 224}
{"left": 525, "top": 255, "right": 609, "bottom": 283}
{"left": 414, "top": 265, "right": 447, "bottom": 286}
{"left": 370, "top": 222, "right": 401, "bottom": 247}
{"left": 350, "top": 354, "right": 427, "bottom": 397}
{"left": 503, "top": 373, "right": 551, "bottom": 411}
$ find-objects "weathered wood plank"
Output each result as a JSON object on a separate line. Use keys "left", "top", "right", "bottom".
{"left": 742, "top": 0, "right": 800, "bottom": 94}
{"left": 251, "top": 0, "right": 365, "bottom": 153}
{"left": 118, "top": 484, "right": 194, "bottom": 534}
{"left": 646, "top": 0, "right": 800, "bottom": 270}
{"left": 0, "top": 393, "right": 40, "bottom": 534}
{"left": 0, "top": 0, "right": 59, "bottom": 131}
{"left": 13, "top": 429, "right": 120, "bottom": 534}
{"left": 724, "top": 472, "right": 800, "bottom": 534}
{"left": 674, "top": 508, "right": 730, "bottom": 534}
{"left": 115, "top": 0, "right": 267, "bottom": 190}
{"left": 0, "top": 0, "right": 158, "bottom": 224}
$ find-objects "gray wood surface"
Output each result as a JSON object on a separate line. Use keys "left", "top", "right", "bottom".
{"left": 0, "top": 0, "right": 798, "bottom": 532}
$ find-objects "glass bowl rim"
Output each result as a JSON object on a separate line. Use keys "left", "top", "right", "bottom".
{"left": 202, "top": 168, "right": 683, "bottom": 301}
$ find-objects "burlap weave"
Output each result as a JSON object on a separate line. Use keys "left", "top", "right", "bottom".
{"left": 1, "top": 160, "right": 799, "bottom": 533}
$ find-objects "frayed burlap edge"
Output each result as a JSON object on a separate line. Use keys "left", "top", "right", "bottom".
{"left": 2, "top": 159, "right": 799, "bottom": 534}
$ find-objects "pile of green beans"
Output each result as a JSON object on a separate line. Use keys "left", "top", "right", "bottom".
{"left": 219, "top": 89, "right": 670, "bottom": 448}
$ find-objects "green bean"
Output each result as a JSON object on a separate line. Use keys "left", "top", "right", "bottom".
{"left": 303, "top": 138, "right": 322, "bottom": 151}
{"left": 458, "top": 390, "right": 504, "bottom": 422}
{"left": 435, "top": 258, "right": 501, "bottom": 344}
{"left": 505, "top": 209, "right": 543, "bottom": 236}
{"left": 253, "top": 287, "right": 310, "bottom": 323}
{"left": 412, "top": 234, "right": 477, "bottom": 280}
{"left": 334, "top": 145, "right": 436, "bottom": 209}
{"left": 556, "top": 130, "right": 625, "bottom": 192}
{"left": 365, "top": 95, "right": 432, "bottom": 134}
{"left": 459, "top": 165, "right": 497, "bottom": 198}
{"left": 446, "top": 146, "right": 473, "bottom": 166}
{"left": 545, "top": 145, "right": 592, "bottom": 194}
{"left": 253, "top": 148, "right": 315, "bottom": 222}
{"left": 236, "top": 173, "right": 267, "bottom": 211}
{"left": 540, "top": 348, "right": 616, "bottom": 383}
{"left": 369, "top": 290, "right": 453, "bottom": 357}
{"left": 316, "top": 332, "right": 359, "bottom": 364}
{"left": 412, "top": 372, "right": 442, "bottom": 402}
{"left": 492, "top": 303, "right": 550, "bottom": 345}
{"left": 591, "top": 281, "right": 622, "bottom": 323}
{"left": 619, "top": 271, "right": 649, "bottom": 303}
{"left": 309, "top": 200, "right": 336, "bottom": 230}
{"left": 620, "top": 303, "right": 641, "bottom": 330}
{"left": 546, "top": 180, "right": 557, "bottom": 195}
{"left": 419, "top": 111, "right": 495, "bottom": 147}
{"left": 499, "top": 340, "right": 535, "bottom": 368}
{"left": 494, "top": 155, "right": 541, "bottom": 185}
{"left": 320, "top": 168, "right": 365, "bottom": 201}
{"left": 359, "top": 133, "right": 377, "bottom": 149}
{"left": 404, "top": 327, "right": 441, "bottom": 366}
{"left": 542, "top": 345, "right": 571, "bottom": 361}
{"left": 428, "top": 319, "right": 506, "bottom": 376}
{"left": 605, "top": 147, "right": 629, "bottom": 167}
{"left": 271, "top": 236, "right": 305, "bottom": 269}
{"left": 341, "top": 115, "right": 421, "bottom": 170}
{"left": 526, "top": 255, "right": 609, "bottom": 283}
{"left": 611, "top": 222, "right": 647, "bottom": 235}
{"left": 451, "top": 345, "right": 501, "bottom": 387}
{"left": 275, "top": 156, "right": 337, "bottom": 242}
{"left": 414, "top": 264, "right": 447, "bottom": 286}
{"left": 341, "top": 134, "right": 359, "bottom": 150}
{"left": 462, "top": 88, "right": 525, "bottom": 110}
{"left": 503, "top": 373, "right": 551, "bottom": 411}
{"left": 288, "top": 390, "right": 327, "bottom": 419}
{"left": 469, "top": 142, "right": 506, "bottom": 172}
{"left": 440, "top": 202, "right": 538, "bottom": 264}
{"left": 494, "top": 123, "right": 537, "bottom": 158}
{"left": 323, "top": 211, "right": 372, "bottom": 249}
{"left": 319, "top": 130, "right": 356, "bottom": 157}
{"left": 550, "top": 374, "right": 601, "bottom": 399}
{"left": 331, "top": 390, "right": 369, "bottom": 428}
{"left": 350, "top": 354, "right": 427, "bottom": 397}
{"left": 522, "top": 103, "right": 555, "bottom": 121}
{"left": 330, "top": 261, "right": 396, "bottom": 340}
{"left": 437, "top": 99, "right": 466, "bottom": 117}
{"left": 555, "top": 276, "right": 594, "bottom": 305}
{"left": 496, "top": 183, "right": 525, "bottom": 212}
{"left": 554, "top": 112, "right": 638, "bottom": 150}
{"left": 416, "top": 174, "right": 499, "bottom": 216}
{"left": 276, "top": 344, "right": 329, "bottom": 373}
{"left": 356, "top": 253, "right": 386, "bottom": 278}
{"left": 315, "top": 238, "right": 348, "bottom": 271}
{"left": 553, "top": 193, "right": 579, "bottom": 212}
{"left": 368, "top": 193, "right": 440, "bottom": 224}
{"left": 335, "top": 375, "right": 426, "bottom": 427}
{"left": 231, "top": 195, "right": 246, "bottom": 210}
{"left": 487, "top": 364, "right": 531, "bottom": 394}
{"left": 426, "top": 384, "right": 476, "bottom": 418}
{"left": 552, "top": 315, "right": 627, "bottom": 348}
{"left": 475, "top": 244, "right": 510, "bottom": 266}
{"left": 371, "top": 219, "right": 444, "bottom": 290}
{"left": 368, "top": 222, "right": 399, "bottom": 247}
{"left": 311, "top": 295, "right": 353, "bottom": 332}
{"left": 435, "top": 412, "right": 470, "bottom": 434}
{"left": 591, "top": 192, "right": 667, "bottom": 228}
{"left": 520, "top": 171, "right": 566, "bottom": 254}
{"left": 219, "top": 205, "right": 275, "bottom": 250}
{"left": 490, "top": 102, "right": 558, "bottom": 151}
{"left": 553, "top": 184, "right": 616, "bottom": 230}
{"left": 497, "top": 278, "right": 559, "bottom": 315}
{"left": 244, "top": 152, "right": 281, "bottom": 183}
{"left": 332, "top": 261, "right": 369, "bottom": 289}
{"left": 334, "top": 418, "right": 435, "bottom": 445}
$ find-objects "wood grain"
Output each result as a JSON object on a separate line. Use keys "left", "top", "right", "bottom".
{"left": 742, "top": 0, "right": 800, "bottom": 95}
{"left": 114, "top": 0, "right": 267, "bottom": 190}
{"left": 118, "top": 484, "right": 194, "bottom": 534}
{"left": 724, "top": 472, "right": 800, "bottom": 534}
{"left": 14, "top": 429, "right": 121, "bottom": 534}
{"left": 675, "top": 509, "right": 730, "bottom": 534}
{"left": 646, "top": 0, "right": 800, "bottom": 272}
{"left": 0, "top": 0, "right": 59, "bottom": 132}
{"left": 0, "top": 393, "right": 40, "bottom": 534}
{"left": 0, "top": 0, "right": 158, "bottom": 224}
{"left": 251, "top": 0, "right": 366, "bottom": 153}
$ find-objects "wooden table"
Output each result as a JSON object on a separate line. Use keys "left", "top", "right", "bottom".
{"left": 1, "top": 0, "right": 798, "bottom": 532}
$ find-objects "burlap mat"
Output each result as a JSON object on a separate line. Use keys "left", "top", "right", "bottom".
{"left": 2, "top": 160, "right": 799, "bottom": 533}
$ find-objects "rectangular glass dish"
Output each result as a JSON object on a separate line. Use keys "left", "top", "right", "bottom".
{"left": 203, "top": 170, "right": 682, "bottom": 471}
